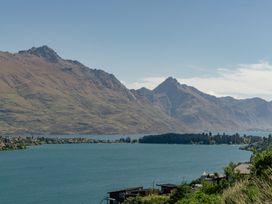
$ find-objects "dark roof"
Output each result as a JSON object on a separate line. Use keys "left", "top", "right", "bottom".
{"left": 156, "top": 184, "right": 177, "bottom": 188}
{"left": 108, "top": 187, "right": 143, "bottom": 194}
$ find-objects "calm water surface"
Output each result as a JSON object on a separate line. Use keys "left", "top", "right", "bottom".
{"left": 0, "top": 144, "right": 251, "bottom": 204}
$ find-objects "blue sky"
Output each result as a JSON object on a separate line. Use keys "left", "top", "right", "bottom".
{"left": 1, "top": 0, "right": 272, "bottom": 100}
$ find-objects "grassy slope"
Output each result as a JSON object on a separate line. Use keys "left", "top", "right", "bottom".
{"left": 0, "top": 51, "right": 186, "bottom": 134}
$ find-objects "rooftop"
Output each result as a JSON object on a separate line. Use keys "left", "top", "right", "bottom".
{"left": 234, "top": 163, "right": 250, "bottom": 174}
{"left": 108, "top": 187, "right": 143, "bottom": 194}
{"left": 156, "top": 183, "right": 177, "bottom": 188}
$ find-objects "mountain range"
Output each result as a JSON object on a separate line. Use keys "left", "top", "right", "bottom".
{"left": 0, "top": 46, "right": 271, "bottom": 135}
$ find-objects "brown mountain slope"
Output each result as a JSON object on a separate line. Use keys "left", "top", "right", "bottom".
{"left": 0, "top": 46, "right": 186, "bottom": 134}
{"left": 134, "top": 77, "right": 272, "bottom": 132}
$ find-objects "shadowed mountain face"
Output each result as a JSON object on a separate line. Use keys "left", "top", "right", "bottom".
{"left": 134, "top": 77, "right": 272, "bottom": 131}
{"left": 1, "top": 46, "right": 272, "bottom": 135}
{"left": 0, "top": 46, "right": 185, "bottom": 134}
{"left": 18, "top": 46, "right": 61, "bottom": 63}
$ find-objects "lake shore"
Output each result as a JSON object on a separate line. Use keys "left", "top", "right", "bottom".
{"left": 0, "top": 132, "right": 266, "bottom": 151}
{"left": 0, "top": 136, "right": 137, "bottom": 151}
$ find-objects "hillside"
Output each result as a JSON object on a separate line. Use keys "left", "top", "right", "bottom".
{"left": 0, "top": 46, "right": 185, "bottom": 134}
{"left": 1, "top": 46, "right": 272, "bottom": 135}
{"left": 133, "top": 77, "right": 272, "bottom": 131}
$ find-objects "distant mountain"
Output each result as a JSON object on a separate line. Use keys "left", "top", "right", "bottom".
{"left": 1, "top": 46, "right": 271, "bottom": 135}
{"left": 134, "top": 77, "right": 272, "bottom": 131}
{"left": 0, "top": 46, "right": 185, "bottom": 134}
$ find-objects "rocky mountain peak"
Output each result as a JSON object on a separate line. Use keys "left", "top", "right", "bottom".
{"left": 137, "top": 87, "right": 152, "bottom": 93}
{"left": 164, "top": 76, "right": 179, "bottom": 84}
{"left": 153, "top": 77, "right": 180, "bottom": 93}
{"left": 19, "top": 45, "right": 61, "bottom": 63}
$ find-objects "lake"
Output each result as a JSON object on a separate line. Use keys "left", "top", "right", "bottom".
{"left": 0, "top": 143, "right": 251, "bottom": 204}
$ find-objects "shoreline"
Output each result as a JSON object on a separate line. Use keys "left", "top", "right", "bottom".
{"left": 0, "top": 137, "right": 255, "bottom": 152}
{"left": 0, "top": 132, "right": 264, "bottom": 151}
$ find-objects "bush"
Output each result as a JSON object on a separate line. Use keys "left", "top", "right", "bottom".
{"left": 201, "top": 180, "right": 229, "bottom": 195}
{"left": 251, "top": 148, "right": 272, "bottom": 177}
{"left": 168, "top": 184, "right": 191, "bottom": 204}
{"left": 221, "top": 178, "right": 272, "bottom": 204}
{"left": 176, "top": 191, "right": 221, "bottom": 204}
{"left": 222, "top": 148, "right": 272, "bottom": 204}
{"left": 123, "top": 195, "right": 169, "bottom": 204}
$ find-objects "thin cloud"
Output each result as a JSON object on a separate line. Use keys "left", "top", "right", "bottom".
{"left": 124, "top": 61, "right": 272, "bottom": 101}
{"left": 125, "top": 77, "right": 165, "bottom": 90}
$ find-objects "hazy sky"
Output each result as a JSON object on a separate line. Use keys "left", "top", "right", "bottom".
{"left": 1, "top": 0, "right": 272, "bottom": 100}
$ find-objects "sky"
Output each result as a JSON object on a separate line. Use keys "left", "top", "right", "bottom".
{"left": 1, "top": 0, "right": 272, "bottom": 100}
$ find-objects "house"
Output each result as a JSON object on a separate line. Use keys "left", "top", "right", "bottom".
{"left": 200, "top": 171, "right": 209, "bottom": 181}
{"left": 200, "top": 171, "right": 226, "bottom": 184}
{"left": 107, "top": 187, "right": 157, "bottom": 204}
{"left": 157, "top": 183, "right": 177, "bottom": 194}
{"left": 108, "top": 187, "right": 143, "bottom": 204}
{"left": 234, "top": 162, "right": 250, "bottom": 175}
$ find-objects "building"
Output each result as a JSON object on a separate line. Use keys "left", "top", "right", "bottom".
{"left": 108, "top": 187, "right": 157, "bottom": 204}
{"left": 234, "top": 162, "right": 250, "bottom": 175}
{"left": 200, "top": 171, "right": 226, "bottom": 184}
{"left": 157, "top": 183, "right": 177, "bottom": 194}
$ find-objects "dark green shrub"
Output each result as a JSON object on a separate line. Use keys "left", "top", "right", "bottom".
{"left": 168, "top": 184, "right": 191, "bottom": 204}
{"left": 251, "top": 148, "right": 272, "bottom": 177}
{"left": 176, "top": 191, "right": 221, "bottom": 204}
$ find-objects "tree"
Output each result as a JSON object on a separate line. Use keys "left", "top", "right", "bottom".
{"left": 224, "top": 162, "right": 236, "bottom": 180}
{"left": 168, "top": 183, "right": 191, "bottom": 204}
{"left": 251, "top": 148, "right": 272, "bottom": 177}
{"left": 176, "top": 191, "right": 221, "bottom": 204}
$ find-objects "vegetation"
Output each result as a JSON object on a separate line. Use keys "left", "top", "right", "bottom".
{"left": 139, "top": 133, "right": 262, "bottom": 145}
{"left": 168, "top": 184, "right": 191, "bottom": 204}
{"left": 123, "top": 195, "right": 169, "bottom": 204}
{"left": 0, "top": 136, "right": 135, "bottom": 151}
{"left": 241, "top": 134, "right": 272, "bottom": 152}
{"left": 251, "top": 148, "right": 272, "bottom": 177}
{"left": 176, "top": 191, "right": 221, "bottom": 204}
{"left": 123, "top": 146, "right": 272, "bottom": 204}
{"left": 0, "top": 47, "right": 185, "bottom": 136}
{"left": 222, "top": 148, "right": 272, "bottom": 204}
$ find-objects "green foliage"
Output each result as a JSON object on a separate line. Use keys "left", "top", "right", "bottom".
{"left": 123, "top": 195, "right": 169, "bottom": 204}
{"left": 201, "top": 180, "right": 229, "bottom": 195}
{"left": 222, "top": 149, "right": 272, "bottom": 204}
{"left": 251, "top": 148, "right": 272, "bottom": 177}
{"left": 223, "top": 180, "right": 253, "bottom": 204}
{"left": 139, "top": 133, "right": 262, "bottom": 145}
{"left": 242, "top": 135, "right": 272, "bottom": 152}
{"left": 221, "top": 178, "right": 271, "bottom": 204}
{"left": 120, "top": 149, "right": 272, "bottom": 204}
{"left": 0, "top": 136, "right": 108, "bottom": 151}
{"left": 242, "top": 184, "right": 261, "bottom": 203}
{"left": 224, "top": 162, "right": 236, "bottom": 179}
{"left": 224, "top": 162, "right": 245, "bottom": 182}
{"left": 189, "top": 178, "right": 201, "bottom": 186}
{"left": 176, "top": 191, "right": 221, "bottom": 204}
{"left": 168, "top": 184, "right": 191, "bottom": 204}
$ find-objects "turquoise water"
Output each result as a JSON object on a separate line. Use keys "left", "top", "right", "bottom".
{"left": 0, "top": 144, "right": 251, "bottom": 204}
